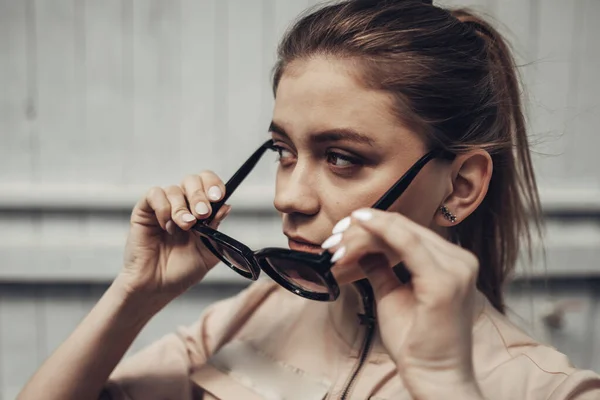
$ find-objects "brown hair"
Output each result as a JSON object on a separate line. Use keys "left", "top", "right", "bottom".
{"left": 272, "top": 0, "right": 542, "bottom": 312}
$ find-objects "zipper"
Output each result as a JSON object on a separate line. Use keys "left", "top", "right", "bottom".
{"left": 339, "top": 280, "right": 376, "bottom": 400}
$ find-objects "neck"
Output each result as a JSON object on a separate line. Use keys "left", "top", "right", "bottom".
{"left": 352, "top": 279, "right": 377, "bottom": 326}
{"left": 327, "top": 279, "right": 387, "bottom": 355}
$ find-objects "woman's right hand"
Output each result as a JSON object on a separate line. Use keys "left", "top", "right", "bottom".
{"left": 117, "top": 171, "right": 231, "bottom": 305}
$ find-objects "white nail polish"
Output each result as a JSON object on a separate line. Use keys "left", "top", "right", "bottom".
{"left": 331, "top": 246, "right": 346, "bottom": 263}
{"left": 195, "top": 202, "right": 209, "bottom": 215}
{"left": 165, "top": 220, "right": 175, "bottom": 235}
{"left": 332, "top": 216, "right": 351, "bottom": 234}
{"left": 182, "top": 213, "right": 196, "bottom": 222}
{"left": 321, "top": 233, "right": 343, "bottom": 249}
{"left": 352, "top": 209, "right": 373, "bottom": 221}
{"left": 208, "top": 186, "right": 222, "bottom": 201}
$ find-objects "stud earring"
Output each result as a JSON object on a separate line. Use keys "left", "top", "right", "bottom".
{"left": 439, "top": 205, "right": 457, "bottom": 223}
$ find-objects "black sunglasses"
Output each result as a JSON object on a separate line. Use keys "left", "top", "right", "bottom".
{"left": 192, "top": 139, "right": 455, "bottom": 301}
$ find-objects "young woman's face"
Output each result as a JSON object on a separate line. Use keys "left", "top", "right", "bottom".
{"left": 271, "top": 57, "right": 450, "bottom": 285}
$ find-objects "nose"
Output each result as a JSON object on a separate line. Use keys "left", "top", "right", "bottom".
{"left": 273, "top": 162, "right": 320, "bottom": 217}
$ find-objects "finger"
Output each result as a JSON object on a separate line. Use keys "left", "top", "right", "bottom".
{"left": 198, "top": 170, "right": 226, "bottom": 203}
{"left": 164, "top": 185, "right": 197, "bottom": 230}
{"left": 327, "top": 224, "right": 395, "bottom": 266}
{"left": 336, "top": 210, "right": 463, "bottom": 273}
{"left": 352, "top": 209, "right": 435, "bottom": 275}
{"left": 326, "top": 224, "right": 404, "bottom": 301}
{"left": 399, "top": 215, "right": 476, "bottom": 268}
{"left": 352, "top": 209, "right": 462, "bottom": 286}
{"left": 180, "top": 175, "right": 212, "bottom": 219}
{"left": 140, "top": 186, "right": 172, "bottom": 233}
{"left": 207, "top": 204, "right": 232, "bottom": 230}
{"left": 428, "top": 240, "right": 479, "bottom": 284}
{"left": 352, "top": 209, "right": 477, "bottom": 304}
{"left": 375, "top": 213, "right": 479, "bottom": 278}
{"left": 425, "top": 233, "right": 477, "bottom": 269}
{"left": 381, "top": 214, "right": 479, "bottom": 279}
{"left": 330, "top": 209, "right": 456, "bottom": 256}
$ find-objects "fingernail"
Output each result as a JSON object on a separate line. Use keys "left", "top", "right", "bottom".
{"left": 331, "top": 246, "right": 346, "bottom": 263}
{"left": 208, "top": 186, "right": 222, "bottom": 201}
{"left": 352, "top": 209, "right": 373, "bottom": 221}
{"left": 195, "top": 202, "right": 209, "bottom": 215}
{"left": 332, "top": 216, "right": 351, "bottom": 234}
{"left": 166, "top": 220, "right": 175, "bottom": 235}
{"left": 182, "top": 213, "right": 196, "bottom": 222}
{"left": 321, "top": 233, "right": 343, "bottom": 249}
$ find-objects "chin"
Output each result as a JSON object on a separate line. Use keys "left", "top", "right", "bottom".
{"left": 331, "top": 264, "right": 366, "bottom": 286}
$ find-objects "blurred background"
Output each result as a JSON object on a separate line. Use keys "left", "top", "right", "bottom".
{"left": 0, "top": 0, "right": 599, "bottom": 398}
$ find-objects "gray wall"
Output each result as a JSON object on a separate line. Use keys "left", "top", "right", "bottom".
{"left": 0, "top": 0, "right": 599, "bottom": 398}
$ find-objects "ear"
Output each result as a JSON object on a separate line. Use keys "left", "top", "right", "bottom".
{"left": 436, "top": 150, "right": 493, "bottom": 227}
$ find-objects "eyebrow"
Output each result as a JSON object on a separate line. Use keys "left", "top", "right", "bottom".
{"left": 269, "top": 121, "right": 375, "bottom": 147}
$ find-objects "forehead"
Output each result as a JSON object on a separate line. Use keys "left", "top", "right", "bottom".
{"left": 273, "top": 57, "right": 406, "bottom": 143}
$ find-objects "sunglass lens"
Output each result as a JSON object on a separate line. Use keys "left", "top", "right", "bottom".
{"left": 202, "top": 237, "right": 254, "bottom": 278}
{"left": 264, "top": 256, "right": 329, "bottom": 294}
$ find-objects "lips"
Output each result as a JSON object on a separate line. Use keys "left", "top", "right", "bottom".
{"left": 286, "top": 235, "right": 324, "bottom": 254}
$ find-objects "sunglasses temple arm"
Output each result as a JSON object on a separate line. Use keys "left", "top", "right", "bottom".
{"left": 370, "top": 150, "right": 455, "bottom": 210}
{"left": 204, "top": 140, "right": 274, "bottom": 225}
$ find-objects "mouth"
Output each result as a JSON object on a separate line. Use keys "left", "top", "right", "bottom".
{"left": 286, "top": 234, "right": 324, "bottom": 254}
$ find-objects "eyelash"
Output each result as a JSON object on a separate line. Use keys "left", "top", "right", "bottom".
{"left": 271, "top": 145, "right": 293, "bottom": 163}
{"left": 270, "top": 145, "right": 363, "bottom": 170}
{"left": 326, "top": 151, "right": 362, "bottom": 168}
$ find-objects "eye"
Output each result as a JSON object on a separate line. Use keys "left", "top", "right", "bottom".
{"left": 326, "top": 151, "right": 361, "bottom": 168}
{"left": 271, "top": 145, "right": 294, "bottom": 163}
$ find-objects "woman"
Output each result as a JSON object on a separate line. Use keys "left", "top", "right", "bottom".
{"left": 18, "top": 0, "right": 600, "bottom": 399}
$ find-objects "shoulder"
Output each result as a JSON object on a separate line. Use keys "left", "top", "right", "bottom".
{"left": 111, "top": 279, "right": 285, "bottom": 374}
{"left": 179, "top": 279, "right": 283, "bottom": 358}
{"left": 473, "top": 293, "right": 600, "bottom": 399}
{"left": 104, "top": 280, "right": 288, "bottom": 400}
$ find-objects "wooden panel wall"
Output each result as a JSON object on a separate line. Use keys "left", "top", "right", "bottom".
{"left": 0, "top": 0, "right": 599, "bottom": 398}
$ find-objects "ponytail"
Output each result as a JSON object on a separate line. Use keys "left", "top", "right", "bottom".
{"left": 450, "top": 9, "right": 543, "bottom": 312}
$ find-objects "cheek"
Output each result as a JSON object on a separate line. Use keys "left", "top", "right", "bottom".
{"left": 274, "top": 165, "right": 286, "bottom": 190}
{"left": 323, "top": 196, "right": 371, "bottom": 235}
{"left": 394, "top": 195, "right": 433, "bottom": 224}
{"left": 325, "top": 186, "right": 386, "bottom": 221}
{"left": 329, "top": 196, "right": 366, "bottom": 216}
{"left": 392, "top": 171, "right": 446, "bottom": 226}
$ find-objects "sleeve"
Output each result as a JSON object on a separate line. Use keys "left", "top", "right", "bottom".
{"left": 101, "top": 280, "right": 276, "bottom": 400}
{"left": 548, "top": 369, "right": 600, "bottom": 400}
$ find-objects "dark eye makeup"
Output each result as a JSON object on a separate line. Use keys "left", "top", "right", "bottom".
{"left": 270, "top": 141, "right": 365, "bottom": 173}
{"left": 326, "top": 150, "right": 363, "bottom": 168}
{"left": 270, "top": 144, "right": 294, "bottom": 164}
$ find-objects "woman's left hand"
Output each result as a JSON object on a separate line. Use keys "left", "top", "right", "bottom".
{"left": 324, "top": 208, "right": 484, "bottom": 399}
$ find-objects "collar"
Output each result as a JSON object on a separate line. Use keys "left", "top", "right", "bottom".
{"left": 327, "top": 280, "right": 488, "bottom": 357}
